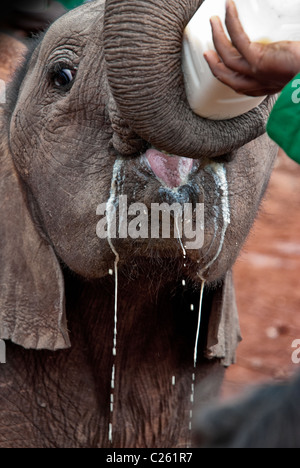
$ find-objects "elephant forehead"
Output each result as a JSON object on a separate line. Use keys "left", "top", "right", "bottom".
{"left": 44, "top": 0, "right": 105, "bottom": 45}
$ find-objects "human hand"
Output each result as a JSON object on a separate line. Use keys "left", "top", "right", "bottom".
{"left": 204, "top": 0, "right": 300, "bottom": 96}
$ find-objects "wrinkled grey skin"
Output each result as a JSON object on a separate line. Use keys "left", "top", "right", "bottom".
{"left": 0, "top": 0, "right": 277, "bottom": 448}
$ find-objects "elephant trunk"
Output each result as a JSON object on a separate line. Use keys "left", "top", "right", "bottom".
{"left": 104, "top": 0, "right": 273, "bottom": 159}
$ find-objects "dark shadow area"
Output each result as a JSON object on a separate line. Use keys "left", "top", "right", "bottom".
{"left": 0, "top": 0, "right": 67, "bottom": 37}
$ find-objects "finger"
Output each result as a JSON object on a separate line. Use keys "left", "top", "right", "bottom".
{"left": 210, "top": 16, "right": 253, "bottom": 76}
{"left": 225, "top": 0, "right": 255, "bottom": 63}
{"left": 204, "top": 53, "right": 273, "bottom": 96}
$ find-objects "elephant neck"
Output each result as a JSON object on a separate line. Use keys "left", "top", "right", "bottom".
{"left": 65, "top": 269, "right": 221, "bottom": 448}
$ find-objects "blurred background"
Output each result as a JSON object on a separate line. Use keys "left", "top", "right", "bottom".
{"left": 0, "top": 0, "right": 85, "bottom": 37}
{"left": 223, "top": 150, "right": 300, "bottom": 399}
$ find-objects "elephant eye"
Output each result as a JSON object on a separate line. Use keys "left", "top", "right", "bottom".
{"left": 51, "top": 64, "right": 77, "bottom": 89}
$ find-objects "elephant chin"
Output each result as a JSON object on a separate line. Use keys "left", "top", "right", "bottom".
{"left": 103, "top": 0, "right": 274, "bottom": 160}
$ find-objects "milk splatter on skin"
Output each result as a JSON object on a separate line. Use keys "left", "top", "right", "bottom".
{"left": 175, "top": 216, "right": 187, "bottom": 261}
{"left": 106, "top": 158, "right": 125, "bottom": 444}
{"left": 193, "top": 280, "right": 205, "bottom": 368}
{"left": 199, "top": 163, "right": 231, "bottom": 280}
{"left": 175, "top": 214, "right": 206, "bottom": 442}
{"left": 188, "top": 279, "right": 205, "bottom": 442}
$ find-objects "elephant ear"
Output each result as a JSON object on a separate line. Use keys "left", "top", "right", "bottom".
{"left": 205, "top": 270, "right": 242, "bottom": 367}
{"left": 0, "top": 125, "right": 70, "bottom": 350}
{"left": 0, "top": 35, "right": 70, "bottom": 351}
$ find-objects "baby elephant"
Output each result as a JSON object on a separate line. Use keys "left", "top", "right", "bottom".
{"left": 0, "top": 0, "right": 277, "bottom": 448}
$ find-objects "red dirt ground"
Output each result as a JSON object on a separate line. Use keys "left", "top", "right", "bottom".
{"left": 222, "top": 149, "right": 300, "bottom": 399}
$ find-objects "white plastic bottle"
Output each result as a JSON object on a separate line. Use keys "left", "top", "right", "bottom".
{"left": 182, "top": 0, "right": 300, "bottom": 120}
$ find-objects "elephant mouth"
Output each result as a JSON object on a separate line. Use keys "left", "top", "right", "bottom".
{"left": 143, "top": 148, "right": 196, "bottom": 189}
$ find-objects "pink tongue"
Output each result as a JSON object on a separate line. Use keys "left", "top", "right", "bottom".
{"left": 146, "top": 149, "right": 193, "bottom": 188}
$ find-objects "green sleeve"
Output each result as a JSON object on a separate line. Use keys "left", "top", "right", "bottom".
{"left": 57, "top": 0, "right": 87, "bottom": 10}
{"left": 267, "top": 73, "right": 300, "bottom": 164}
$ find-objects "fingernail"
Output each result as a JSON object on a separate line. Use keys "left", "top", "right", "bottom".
{"left": 210, "top": 15, "right": 221, "bottom": 25}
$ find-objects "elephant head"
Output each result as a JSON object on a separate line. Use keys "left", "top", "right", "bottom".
{"left": 0, "top": 0, "right": 277, "bottom": 355}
